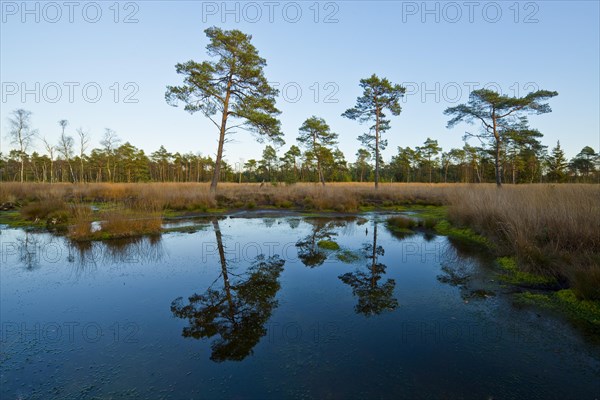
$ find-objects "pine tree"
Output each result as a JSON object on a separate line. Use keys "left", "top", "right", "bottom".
{"left": 546, "top": 141, "right": 568, "bottom": 182}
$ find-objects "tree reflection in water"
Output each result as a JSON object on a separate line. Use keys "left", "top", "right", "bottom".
{"left": 171, "top": 219, "right": 285, "bottom": 362}
{"left": 436, "top": 239, "right": 496, "bottom": 300}
{"left": 339, "top": 222, "right": 399, "bottom": 316}
{"left": 295, "top": 219, "right": 348, "bottom": 267}
{"left": 15, "top": 231, "right": 44, "bottom": 270}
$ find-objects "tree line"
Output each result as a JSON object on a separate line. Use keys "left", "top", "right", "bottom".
{"left": 4, "top": 27, "right": 599, "bottom": 186}
{"left": 3, "top": 109, "right": 597, "bottom": 184}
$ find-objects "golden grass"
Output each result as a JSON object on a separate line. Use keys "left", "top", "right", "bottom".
{"left": 68, "top": 203, "right": 93, "bottom": 239}
{"left": 99, "top": 211, "right": 163, "bottom": 239}
{"left": 445, "top": 184, "right": 600, "bottom": 298}
{"left": 0, "top": 182, "right": 451, "bottom": 210}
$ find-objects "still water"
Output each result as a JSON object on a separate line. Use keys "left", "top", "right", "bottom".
{"left": 1, "top": 215, "right": 599, "bottom": 399}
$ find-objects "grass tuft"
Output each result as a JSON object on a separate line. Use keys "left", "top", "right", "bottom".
{"left": 317, "top": 240, "right": 340, "bottom": 250}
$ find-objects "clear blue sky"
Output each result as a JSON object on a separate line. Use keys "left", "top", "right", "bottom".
{"left": 1, "top": 1, "right": 599, "bottom": 164}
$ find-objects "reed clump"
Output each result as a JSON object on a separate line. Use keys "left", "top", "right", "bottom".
{"left": 68, "top": 203, "right": 94, "bottom": 239}
{"left": 447, "top": 184, "right": 600, "bottom": 299}
{"left": 99, "top": 210, "right": 163, "bottom": 239}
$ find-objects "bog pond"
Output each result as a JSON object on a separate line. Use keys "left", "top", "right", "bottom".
{"left": 1, "top": 215, "right": 599, "bottom": 399}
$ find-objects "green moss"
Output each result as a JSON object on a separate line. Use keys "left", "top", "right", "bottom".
{"left": 205, "top": 208, "right": 227, "bottom": 213}
{"left": 0, "top": 211, "right": 46, "bottom": 228}
{"left": 73, "top": 230, "right": 162, "bottom": 242}
{"left": 434, "top": 220, "right": 492, "bottom": 249}
{"left": 514, "top": 289, "right": 600, "bottom": 330}
{"left": 336, "top": 250, "right": 361, "bottom": 263}
{"left": 358, "top": 205, "right": 376, "bottom": 212}
{"left": 497, "top": 256, "right": 557, "bottom": 287}
{"left": 514, "top": 291, "right": 550, "bottom": 305}
{"left": 403, "top": 205, "right": 448, "bottom": 220}
{"left": 317, "top": 240, "right": 340, "bottom": 250}
{"left": 555, "top": 290, "right": 600, "bottom": 325}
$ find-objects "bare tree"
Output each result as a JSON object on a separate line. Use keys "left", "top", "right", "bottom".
{"left": 100, "top": 128, "right": 121, "bottom": 182}
{"left": 42, "top": 137, "right": 56, "bottom": 183}
{"left": 57, "top": 119, "right": 76, "bottom": 182}
{"left": 76, "top": 127, "right": 90, "bottom": 183}
{"left": 6, "top": 109, "right": 37, "bottom": 182}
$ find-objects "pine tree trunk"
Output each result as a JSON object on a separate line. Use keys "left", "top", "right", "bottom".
{"left": 374, "top": 108, "right": 380, "bottom": 190}
{"left": 211, "top": 75, "right": 232, "bottom": 193}
{"left": 492, "top": 116, "right": 502, "bottom": 187}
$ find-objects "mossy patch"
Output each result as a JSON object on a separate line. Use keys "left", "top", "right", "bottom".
{"left": 72, "top": 230, "right": 163, "bottom": 241}
{"left": 397, "top": 205, "right": 448, "bottom": 220}
{"left": 555, "top": 290, "right": 600, "bottom": 326}
{"left": 434, "top": 220, "right": 493, "bottom": 249}
{"left": 0, "top": 210, "right": 47, "bottom": 229}
{"left": 205, "top": 208, "right": 227, "bottom": 213}
{"left": 317, "top": 240, "right": 340, "bottom": 250}
{"left": 497, "top": 256, "right": 558, "bottom": 287}
{"left": 514, "top": 289, "right": 600, "bottom": 331}
{"left": 358, "top": 205, "right": 376, "bottom": 212}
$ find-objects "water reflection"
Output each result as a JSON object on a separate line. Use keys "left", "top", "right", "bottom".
{"left": 295, "top": 219, "right": 348, "bottom": 267}
{"left": 437, "top": 241, "right": 496, "bottom": 300}
{"left": 339, "top": 222, "right": 399, "bottom": 316}
{"left": 171, "top": 219, "right": 285, "bottom": 362}
{"left": 2, "top": 215, "right": 599, "bottom": 399}
{"left": 15, "top": 231, "right": 45, "bottom": 270}
{"left": 67, "top": 236, "right": 165, "bottom": 276}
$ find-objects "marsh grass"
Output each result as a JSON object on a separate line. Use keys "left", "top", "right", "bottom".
{"left": 2, "top": 182, "right": 599, "bottom": 297}
{"left": 0, "top": 182, "right": 449, "bottom": 211}
{"left": 446, "top": 185, "right": 600, "bottom": 298}
{"left": 20, "top": 198, "right": 68, "bottom": 223}
{"left": 99, "top": 211, "right": 163, "bottom": 239}
{"left": 68, "top": 203, "right": 93, "bottom": 239}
